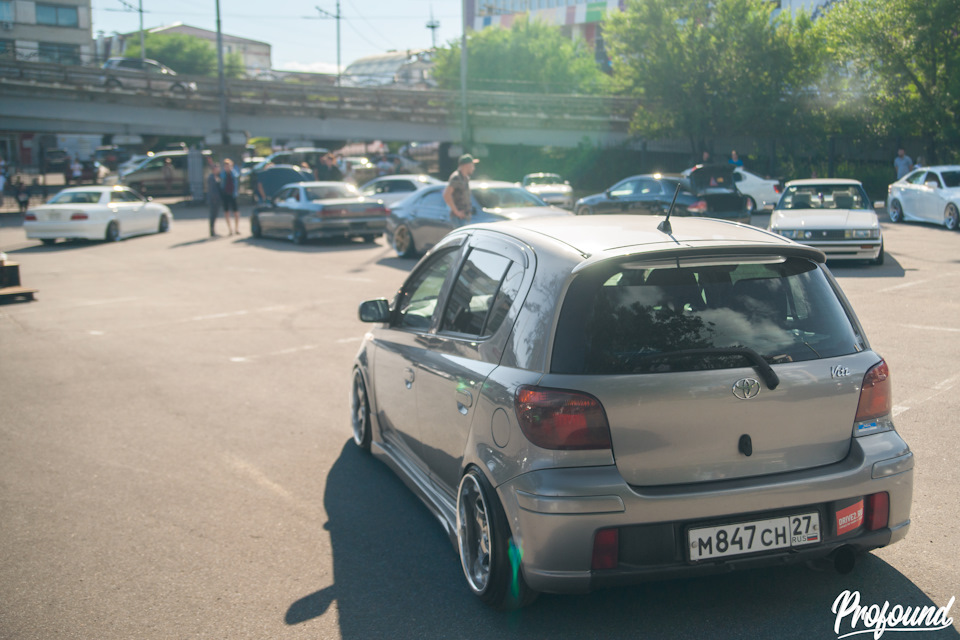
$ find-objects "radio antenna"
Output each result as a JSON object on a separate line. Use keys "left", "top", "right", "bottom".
{"left": 658, "top": 183, "right": 682, "bottom": 234}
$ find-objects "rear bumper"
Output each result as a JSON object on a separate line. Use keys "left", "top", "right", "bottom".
{"left": 497, "top": 432, "right": 913, "bottom": 594}
{"left": 24, "top": 221, "right": 108, "bottom": 240}
{"left": 306, "top": 217, "right": 387, "bottom": 239}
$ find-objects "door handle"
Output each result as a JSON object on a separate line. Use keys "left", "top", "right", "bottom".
{"left": 456, "top": 388, "right": 473, "bottom": 415}
{"left": 403, "top": 367, "right": 415, "bottom": 389}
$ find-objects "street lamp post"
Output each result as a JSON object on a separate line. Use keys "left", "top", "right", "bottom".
{"left": 460, "top": 0, "right": 469, "bottom": 152}
{"left": 215, "top": 0, "right": 229, "bottom": 145}
{"left": 138, "top": 0, "right": 145, "bottom": 63}
{"left": 316, "top": 3, "right": 341, "bottom": 97}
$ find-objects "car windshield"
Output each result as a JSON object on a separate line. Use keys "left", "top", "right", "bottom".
{"left": 48, "top": 191, "right": 103, "bottom": 204}
{"left": 305, "top": 185, "right": 356, "bottom": 200}
{"left": 941, "top": 171, "right": 960, "bottom": 188}
{"left": 474, "top": 187, "right": 545, "bottom": 209}
{"left": 524, "top": 174, "right": 562, "bottom": 186}
{"left": 777, "top": 184, "right": 870, "bottom": 210}
{"left": 552, "top": 256, "right": 864, "bottom": 375}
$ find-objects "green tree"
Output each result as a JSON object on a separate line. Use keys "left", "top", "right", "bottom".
{"left": 604, "top": 0, "right": 824, "bottom": 156}
{"left": 433, "top": 17, "right": 607, "bottom": 94}
{"left": 123, "top": 32, "right": 245, "bottom": 79}
{"left": 816, "top": 0, "right": 960, "bottom": 162}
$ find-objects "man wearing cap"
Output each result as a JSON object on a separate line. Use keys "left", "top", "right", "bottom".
{"left": 444, "top": 153, "right": 479, "bottom": 225}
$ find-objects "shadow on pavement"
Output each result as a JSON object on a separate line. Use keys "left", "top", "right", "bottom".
{"left": 288, "top": 440, "right": 958, "bottom": 640}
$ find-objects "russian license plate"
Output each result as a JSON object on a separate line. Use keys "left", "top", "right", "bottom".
{"left": 688, "top": 512, "right": 820, "bottom": 562}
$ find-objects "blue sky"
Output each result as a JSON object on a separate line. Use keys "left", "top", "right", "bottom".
{"left": 91, "top": 0, "right": 466, "bottom": 73}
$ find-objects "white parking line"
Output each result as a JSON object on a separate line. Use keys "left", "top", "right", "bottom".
{"left": 904, "top": 324, "right": 960, "bottom": 333}
{"left": 876, "top": 280, "right": 927, "bottom": 293}
{"left": 892, "top": 374, "right": 960, "bottom": 418}
{"left": 230, "top": 337, "right": 360, "bottom": 363}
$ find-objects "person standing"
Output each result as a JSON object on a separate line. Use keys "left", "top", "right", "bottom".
{"left": 443, "top": 153, "right": 478, "bottom": 226}
{"left": 894, "top": 148, "right": 913, "bottom": 179}
{"left": 316, "top": 153, "right": 343, "bottom": 181}
{"left": 206, "top": 162, "right": 223, "bottom": 237}
{"left": 728, "top": 150, "right": 743, "bottom": 167}
{"left": 220, "top": 158, "right": 240, "bottom": 235}
{"left": 162, "top": 157, "right": 175, "bottom": 193}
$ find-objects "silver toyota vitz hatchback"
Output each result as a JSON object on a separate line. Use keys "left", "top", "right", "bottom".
{"left": 351, "top": 214, "right": 913, "bottom": 610}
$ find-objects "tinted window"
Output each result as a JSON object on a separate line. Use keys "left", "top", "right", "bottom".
{"left": 396, "top": 250, "right": 458, "bottom": 331}
{"left": 473, "top": 187, "right": 544, "bottom": 208}
{"left": 552, "top": 257, "right": 864, "bottom": 375}
{"left": 942, "top": 171, "right": 960, "bottom": 188}
{"left": 417, "top": 191, "right": 446, "bottom": 209}
{"left": 440, "top": 249, "right": 517, "bottom": 337}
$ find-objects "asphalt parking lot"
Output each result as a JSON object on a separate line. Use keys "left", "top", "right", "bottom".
{"left": 1, "top": 204, "right": 958, "bottom": 639}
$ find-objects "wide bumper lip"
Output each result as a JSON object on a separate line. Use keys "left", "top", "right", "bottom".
{"left": 498, "top": 433, "right": 913, "bottom": 593}
{"left": 24, "top": 221, "right": 108, "bottom": 239}
{"left": 798, "top": 240, "right": 882, "bottom": 259}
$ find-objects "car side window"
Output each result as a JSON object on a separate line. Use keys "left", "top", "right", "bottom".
{"left": 635, "top": 179, "right": 663, "bottom": 195}
{"left": 390, "top": 181, "right": 416, "bottom": 193}
{"left": 419, "top": 191, "right": 446, "bottom": 210}
{"left": 906, "top": 171, "right": 926, "bottom": 185}
{"left": 440, "top": 249, "right": 517, "bottom": 337}
{"left": 922, "top": 172, "right": 942, "bottom": 188}
{"left": 610, "top": 180, "right": 637, "bottom": 197}
{"left": 395, "top": 250, "right": 459, "bottom": 331}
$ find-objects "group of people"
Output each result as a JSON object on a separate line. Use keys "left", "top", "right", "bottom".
{"left": 0, "top": 158, "right": 33, "bottom": 214}
{"left": 205, "top": 158, "right": 241, "bottom": 237}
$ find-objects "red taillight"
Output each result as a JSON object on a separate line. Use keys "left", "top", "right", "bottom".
{"left": 865, "top": 492, "right": 889, "bottom": 531}
{"left": 515, "top": 386, "right": 612, "bottom": 450}
{"left": 591, "top": 528, "right": 619, "bottom": 570}
{"left": 774, "top": 184, "right": 782, "bottom": 194}
{"left": 70, "top": 213, "right": 88, "bottom": 220}
{"left": 687, "top": 199, "right": 708, "bottom": 215}
{"left": 856, "top": 361, "right": 892, "bottom": 422}
{"left": 24, "top": 213, "right": 37, "bottom": 221}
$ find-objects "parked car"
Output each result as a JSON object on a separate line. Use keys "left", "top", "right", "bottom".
{"left": 250, "top": 181, "right": 388, "bottom": 244}
{"left": 248, "top": 164, "right": 314, "bottom": 202}
{"left": 101, "top": 57, "right": 197, "bottom": 93}
{"left": 575, "top": 166, "right": 749, "bottom": 224}
{"left": 359, "top": 174, "right": 442, "bottom": 207}
{"left": 24, "top": 185, "right": 173, "bottom": 244}
{"left": 769, "top": 179, "right": 883, "bottom": 265}
{"left": 93, "top": 145, "right": 131, "bottom": 171}
{"left": 887, "top": 165, "right": 960, "bottom": 230}
{"left": 386, "top": 181, "right": 571, "bottom": 258}
{"left": 120, "top": 149, "right": 211, "bottom": 197}
{"left": 682, "top": 165, "right": 782, "bottom": 212}
{"left": 117, "top": 153, "right": 154, "bottom": 177}
{"left": 521, "top": 172, "right": 574, "bottom": 208}
{"left": 340, "top": 156, "right": 379, "bottom": 185}
{"left": 253, "top": 148, "right": 329, "bottom": 174}
{"left": 42, "top": 148, "right": 70, "bottom": 173}
{"left": 351, "top": 214, "right": 913, "bottom": 609}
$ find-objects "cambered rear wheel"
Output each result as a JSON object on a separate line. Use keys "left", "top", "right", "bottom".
{"left": 251, "top": 214, "right": 262, "bottom": 238}
{"left": 351, "top": 369, "right": 371, "bottom": 451}
{"left": 158, "top": 214, "right": 170, "bottom": 233}
{"left": 944, "top": 204, "right": 959, "bottom": 231}
{"left": 105, "top": 221, "right": 120, "bottom": 242}
{"left": 392, "top": 224, "right": 416, "bottom": 258}
{"left": 456, "top": 468, "right": 538, "bottom": 611}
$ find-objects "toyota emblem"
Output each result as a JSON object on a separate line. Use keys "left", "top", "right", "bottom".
{"left": 732, "top": 378, "right": 761, "bottom": 400}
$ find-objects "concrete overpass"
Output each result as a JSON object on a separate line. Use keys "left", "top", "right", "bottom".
{"left": 0, "top": 60, "right": 638, "bottom": 149}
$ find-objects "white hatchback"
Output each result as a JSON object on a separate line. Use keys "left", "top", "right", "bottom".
{"left": 768, "top": 179, "right": 883, "bottom": 265}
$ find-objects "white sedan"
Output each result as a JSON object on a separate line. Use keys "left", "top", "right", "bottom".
{"left": 732, "top": 167, "right": 781, "bottom": 211}
{"left": 24, "top": 186, "right": 173, "bottom": 245}
{"left": 768, "top": 178, "right": 883, "bottom": 265}
{"left": 887, "top": 165, "right": 960, "bottom": 230}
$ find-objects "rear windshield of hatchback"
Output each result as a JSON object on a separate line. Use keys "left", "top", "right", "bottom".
{"left": 551, "top": 257, "right": 865, "bottom": 375}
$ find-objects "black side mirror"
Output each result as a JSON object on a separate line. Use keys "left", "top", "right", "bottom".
{"left": 359, "top": 298, "right": 391, "bottom": 323}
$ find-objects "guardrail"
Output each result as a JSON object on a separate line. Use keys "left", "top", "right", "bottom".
{"left": 0, "top": 59, "right": 637, "bottom": 132}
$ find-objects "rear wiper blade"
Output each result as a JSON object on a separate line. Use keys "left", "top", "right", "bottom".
{"left": 630, "top": 347, "right": 780, "bottom": 390}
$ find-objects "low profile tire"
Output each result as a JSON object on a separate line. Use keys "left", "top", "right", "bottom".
{"left": 577, "top": 206, "right": 593, "bottom": 216}
{"left": 889, "top": 200, "right": 904, "bottom": 223}
{"left": 392, "top": 224, "right": 416, "bottom": 258}
{"left": 745, "top": 197, "right": 757, "bottom": 214}
{"left": 158, "top": 214, "right": 170, "bottom": 233}
{"left": 250, "top": 215, "right": 262, "bottom": 238}
{"left": 944, "top": 204, "right": 959, "bottom": 231}
{"left": 292, "top": 222, "right": 307, "bottom": 245}
{"left": 871, "top": 242, "right": 885, "bottom": 266}
{"left": 351, "top": 369, "right": 372, "bottom": 451}
{"left": 456, "top": 468, "right": 538, "bottom": 611}
{"left": 41, "top": 239, "right": 57, "bottom": 246}
{"left": 105, "top": 221, "right": 120, "bottom": 242}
